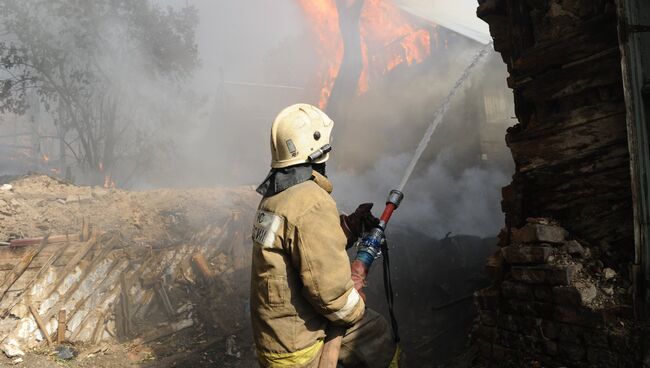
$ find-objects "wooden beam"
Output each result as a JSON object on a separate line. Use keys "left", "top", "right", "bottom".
{"left": 42, "top": 233, "right": 98, "bottom": 300}
{"left": 153, "top": 281, "right": 175, "bottom": 318}
{"left": 91, "top": 312, "right": 105, "bottom": 345}
{"left": 0, "top": 235, "right": 50, "bottom": 303}
{"left": 7, "top": 234, "right": 79, "bottom": 248}
{"left": 43, "top": 235, "right": 118, "bottom": 321}
{"left": 1, "top": 241, "right": 72, "bottom": 317}
{"left": 191, "top": 253, "right": 214, "bottom": 282}
{"left": 120, "top": 273, "right": 132, "bottom": 337}
{"left": 57, "top": 309, "right": 66, "bottom": 344}
{"left": 29, "top": 304, "right": 52, "bottom": 346}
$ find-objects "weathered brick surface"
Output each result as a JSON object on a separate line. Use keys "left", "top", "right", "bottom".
{"left": 587, "top": 347, "right": 619, "bottom": 366}
{"left": 475, "top": 286, "right": 499, "bottom": 310}
{"left": 500, "top": 280, "right": 534, "bottom": 300}
{"left": 471, "top": 220, "right": 639, "bottom": 367}
{"left": 554, "top": 305, "right": 604, "bottom": 327}
{"left": 501, "top": 245, "right": 552, "bottom": 264}
{"left": 511, "top": 265, "right": 580, "bottom": 285}
{"left": 511, "top": 223, "right": 568, "bottom": 244}
{"left": 558, "top": 342, "right": 586, "bottom": 362}
{"left": 471, "top": 0, "right": 642, "bottom": 365}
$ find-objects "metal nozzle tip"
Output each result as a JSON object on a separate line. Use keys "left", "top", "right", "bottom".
{"left": 387, "top": 189, "right": 404, "bottom": 208}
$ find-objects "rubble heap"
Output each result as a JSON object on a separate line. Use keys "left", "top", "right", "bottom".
{"left": 0, "top": 175, "right": 258, "bottom": 362}
{"left": 474, "top": 219, "right": 638, "bottom": 367}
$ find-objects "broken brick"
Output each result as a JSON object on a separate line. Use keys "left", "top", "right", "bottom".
{"left": 502, "top": 246, "right": 552, "bottom": 264}
{"left": 501, "top": 280, "right": 535, "bottom": 300}
{"left": 511, "top": 223, "right": 568, "bottom": 244}
{"left": 511, "top": 265, "right": 580, "bottom": 285}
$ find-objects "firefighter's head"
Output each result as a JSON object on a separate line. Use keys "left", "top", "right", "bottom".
{"left": 269, "top": 103, "right": 333, "bottom": 169}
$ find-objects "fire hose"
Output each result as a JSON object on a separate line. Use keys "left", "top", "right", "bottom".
{"left": 318, "top": 190, "right": 403, "bottom": 368}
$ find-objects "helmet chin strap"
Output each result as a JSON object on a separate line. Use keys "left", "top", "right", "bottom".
{"left": 312, "top": 163, "right": 327, "bottom": 177}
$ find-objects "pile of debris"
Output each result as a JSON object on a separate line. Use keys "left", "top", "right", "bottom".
{"left": 474, "top": 218, "right": 637, "bottom": 367}
{"left": 0, "top": 175, "right": 259, "bottom": 365}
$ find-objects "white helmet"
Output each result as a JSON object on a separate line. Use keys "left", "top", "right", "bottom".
{"left": 270, "top": 103, "right": 333, "bottom": 169}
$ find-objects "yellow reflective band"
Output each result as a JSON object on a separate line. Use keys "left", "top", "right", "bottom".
{"left": 258, "top": 339, "right": 324, "bottom": 368}
{"left": 389, "top": 345, "right": 402, "bottom": 368}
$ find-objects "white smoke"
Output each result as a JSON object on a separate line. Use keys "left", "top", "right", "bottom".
{"left": 332, "top": 150, "right": 510, "bottom": 238}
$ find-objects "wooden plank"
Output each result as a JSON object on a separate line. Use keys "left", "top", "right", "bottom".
{"left": 65, "top": 259, "right": 126, "bottom": 324}
{"left": 153, "top": 281, "right": 175, "bottom": 318}
{"left": 81, "top": 218, "right": 90, "bottom": 242}
{"left": 120, "top": 273, "right": 131, "bottom": 337}
{"left": 1, "top": 240, "right": 73, "bottom": 317}
{"left": 0, "top": 244, "right": 76, "bottom": 271}
{"left": 8, "top": 234, "right": 79, "bottom": 248}
{"left": 29, "top": 304, "right": 52, "bottom": 346}
{"left": 132, "top": 320, "right": 194, "bottom": 345}
{"left": 0, "top": 235, "right": 50, "bottom": 303}
{"left": 43, "top": 235, "right": 119, "bottom": 321}
{"left": 191, "top": 253, "right": 214, "bottom": 282}
{"left": 57, "top": 309, "right": 66, "bottom": 344}
{"left": 91, "top": 312, "right": 105, "bottom": 344}
{"left": 41, "top": 233, "right": 99, "bottom": 302}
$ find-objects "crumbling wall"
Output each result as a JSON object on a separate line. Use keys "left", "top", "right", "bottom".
{"left": 475, "top": 219, "right": 639, "bottom": 367}
{"left": 473, "top": 0, "right": 641, "bottom": 366}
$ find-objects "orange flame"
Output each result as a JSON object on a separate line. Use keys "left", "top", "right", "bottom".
{"left": 103, "top": 174, "right": 115, "bottom": 189}
{"left": 358, "top": 0, "right": 430, "bottom": 94}
{"left": 42, "top": 154, "right": 49, "bottom": 162}
{"left": 297, "top": 0, "right": 343, "bottom": 109}
{"left": 298, "top": 0, "right": 432, "bottom": 106}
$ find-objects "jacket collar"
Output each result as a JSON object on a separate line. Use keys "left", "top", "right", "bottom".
{"left": 256, "top": 165, "right": 333, "bottom": 197}
{"left": 311, "top": 170, "right": 333, "bottom": 194}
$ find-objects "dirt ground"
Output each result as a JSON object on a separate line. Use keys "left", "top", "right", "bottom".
{"left": 0, "top": 174, "right": 258, "bottom": 243}
{"left": 0, "top": 336, "right": 258, "bottom": 367}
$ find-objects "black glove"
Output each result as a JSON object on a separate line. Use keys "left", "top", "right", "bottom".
{"left": 340, "top": 203, "right": 380, "bottom": 241}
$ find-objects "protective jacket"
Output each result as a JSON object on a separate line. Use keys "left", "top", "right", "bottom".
{"left": 251, "top": 171, "right": 366, "bottom": 367}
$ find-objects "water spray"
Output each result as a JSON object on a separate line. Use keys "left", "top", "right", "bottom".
{"left": 353, "top": 42, "right": 493, "bottom": 271}
{"left": 315, "top": 43, "right": 495, "bottom": 367}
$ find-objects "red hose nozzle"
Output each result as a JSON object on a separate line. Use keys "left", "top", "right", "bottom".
{"left": 378, "top": 190, "right": 403, "bottom": 227}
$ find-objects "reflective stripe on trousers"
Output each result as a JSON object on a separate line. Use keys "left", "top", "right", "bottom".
{"left": 258, "top": 340, "right": 324, "bottom": 368}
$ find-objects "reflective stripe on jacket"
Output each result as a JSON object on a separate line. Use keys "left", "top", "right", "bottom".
{"left": 251, "top": 171, "right": 366, "bottom": 366}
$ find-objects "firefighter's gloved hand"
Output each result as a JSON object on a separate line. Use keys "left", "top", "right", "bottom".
{"left": 350, "top": 260, "right": 368, "bottom": 302}
{"left": 340, "top": 203, "right": 379, "bottom": 241}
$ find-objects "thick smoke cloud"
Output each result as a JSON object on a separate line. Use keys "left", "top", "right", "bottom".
{"left": 1, "top": 0, "right": 513, "bottom": 237}
{"left": 332, "top": 150, "right": 510, "bottom": 238}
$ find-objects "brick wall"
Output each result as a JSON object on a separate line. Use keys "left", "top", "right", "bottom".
{"left": 474, "top": 219, "right": 640, "bottom": 367}
{"left": 472, "top": 0, "right": 642, "bottom": 366}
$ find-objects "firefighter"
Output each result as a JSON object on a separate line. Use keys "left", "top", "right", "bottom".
{"left": 251, "top": 103, "right": 401, "bottom": 367}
